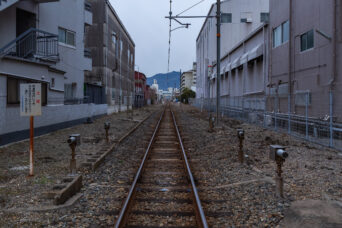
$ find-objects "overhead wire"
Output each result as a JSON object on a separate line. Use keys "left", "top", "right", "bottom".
{"left": 176, "top": 0, "right": 206, "bottom": 16}
{"left": 167, "top": 0, "right": 207, "bottom": 89}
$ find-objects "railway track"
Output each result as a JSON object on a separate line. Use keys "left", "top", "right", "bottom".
{"left": 114, "top": 105, "right": 208, "bottom": 228}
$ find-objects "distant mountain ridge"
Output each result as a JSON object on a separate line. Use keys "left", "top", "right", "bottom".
{"left": 147, "top": 71, "right": 180, "bottom": 91}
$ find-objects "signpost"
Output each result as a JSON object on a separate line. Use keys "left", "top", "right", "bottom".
{"left": 20, "top": 83, "right": 42, "bottom": 177}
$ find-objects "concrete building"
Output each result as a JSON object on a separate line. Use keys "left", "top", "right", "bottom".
{"left": 85, "top": 0, "right": 135, "bottom": 114}
{"left": 214, "top": 23, "right": 269, "bottom": 110}
{"left": 269, "top": 0, "right": 342, "bottom": 120}
{"left": 196, "top": 0, "right": 269, "bottom": 99}
{"left": 0, "top": 0, "right": 107, "bottom": 146}
{"left": 134, "top": 71, "right": 146, "bottom": 108}
{"left": 181, "top": 62, "right": 197, "bottom": 93}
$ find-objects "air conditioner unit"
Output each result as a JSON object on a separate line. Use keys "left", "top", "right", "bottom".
{"left": 246, "top": 17, "right": 252, "bottom": 23}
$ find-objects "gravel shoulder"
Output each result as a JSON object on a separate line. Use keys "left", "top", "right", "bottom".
{"left": 1, "top": 103, "right": 341, "bottom": 227}
{"left": 0, "top": 106, "right": 160, "bottom": 227}
{"left": 174, "top": 104, "right": 342, "bottom": 227}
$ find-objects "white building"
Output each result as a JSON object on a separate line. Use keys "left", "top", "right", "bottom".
{"left": 0, "top": 0, "right": 107, "bottom": 146}
{"left": 181, "top": 62, "right": 197, "bottom": 94}
{"left": 196, "top": 0, "right": 269, "bottom": 99}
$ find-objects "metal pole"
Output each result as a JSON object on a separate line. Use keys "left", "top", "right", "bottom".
{"left": 305, "top": 92, "right": 309, "bottom": 139}
{"left": 216, "top": 0, "right": 221, "bottom": 125}
{"left": 330, "top": 90, "right": 333, "bottom": 147}
{"left": 29, "top": 116, "right": 34, "bottom": 177}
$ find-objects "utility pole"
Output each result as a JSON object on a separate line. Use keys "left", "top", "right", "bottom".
{"left": 216, "top": 0, "right": 221, "bottom": 126}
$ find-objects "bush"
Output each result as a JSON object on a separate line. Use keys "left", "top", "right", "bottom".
{"left": 180, "top": 88, "right": 196, "bottom": 104}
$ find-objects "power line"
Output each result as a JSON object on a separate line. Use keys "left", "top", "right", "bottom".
{"left": 176, "top": 0, "right": 206, "bottom": 16}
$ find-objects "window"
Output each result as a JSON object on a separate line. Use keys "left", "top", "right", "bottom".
{"left": 7, "top": 78, "right": 47, "bottom": 105}
{"left": 301, "top": 29, "right": 314, "bottom": 52}
{"left": 128, "top": 49, "right": 130, "bottom": 65}
{"left": 112, "top": 32, "right": 117, "bottom": 47}
{"left": 58, "top": 27, "right": 76, "bottom": 47}
{"left": 273, "top": 20, "right": 289, "bottom": 48}
{"left": 260, "top": 13, "right": 269, "bottom": 23}
{"left": 273, "top": 26, "right": 282, "bottom": 48}
{"left": 120, "top": 40, "right": 123, "bottom": 55}
{"left": 221, "top": 13, "right": 232, "bottom": 23}
{"left": 7, "top": 78, "right": 19, "bottom": 104}
{"left": 282, "top": 21, "right": 289, "bottom": 43}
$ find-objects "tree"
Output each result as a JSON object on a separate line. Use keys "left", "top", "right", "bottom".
{"left": 180, "top": 88, "right": 196, "bottom": 104}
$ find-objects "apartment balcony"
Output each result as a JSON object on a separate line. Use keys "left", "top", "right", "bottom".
{"left": 0, "top": 28, "right": 59, "bottom": 63}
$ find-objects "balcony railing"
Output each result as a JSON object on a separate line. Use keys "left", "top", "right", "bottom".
{"left": 0, "top": 28, "right": 59, "bottom": 62}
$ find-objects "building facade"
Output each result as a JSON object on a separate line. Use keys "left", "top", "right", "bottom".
{"left": 269, "top": 0, "right": 342, "bottom": 120}
{"left": 0, "top": 0, "right": 107, "bottom": 146}
{"left": 196, "top": 0, "right": 269, "bottom": 99}
{"left": 134, "top": 71, "right": 146, "bottom": 108}
{"left": 181, "top": 62, "right": 197, "bottom": 94}
{"left": 85, "top": 0, "right": 135, "bottom": 114}
{"left": 213, "top": 23, "right": 269, "bottom": 110}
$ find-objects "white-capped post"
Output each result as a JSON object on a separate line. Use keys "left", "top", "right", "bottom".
{"left": 20, "top": 83, "right": 42, "bottom": 177}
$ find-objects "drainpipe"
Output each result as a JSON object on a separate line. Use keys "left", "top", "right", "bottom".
{"left": 263, "top": 25, "right": 266, "bottom": 94}
{"left": 329, "top": 0, "right": 337, "bottom": 147}
{"left": 288, "top": 0, "right": 293, "bottom": 133}
{"left": 105, "top": 2, "right": 109, "bottom": 107}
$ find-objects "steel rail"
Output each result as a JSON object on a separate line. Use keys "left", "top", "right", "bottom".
{"left": 114, "top": 108, "right": 165, "bottom": 228}
{"left": 171, "top": 108, "right": 209, "bottom": 228}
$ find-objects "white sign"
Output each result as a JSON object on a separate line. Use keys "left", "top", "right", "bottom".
{"left": 20, "top": 83, "right": 42, "bottom": 116}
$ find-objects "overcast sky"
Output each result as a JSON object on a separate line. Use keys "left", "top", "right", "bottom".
{"left": 109, "top": 0, "right": 215, "bottom": 77}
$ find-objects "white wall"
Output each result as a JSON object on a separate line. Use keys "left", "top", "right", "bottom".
{"left": 39, "top": 0, "right": 92, "bottom": 99}
{"left": 196, "top": 0, "right": 269, "bottom": 99}
{"left": 0, "top": 101, "right": 107, "bottom": 135}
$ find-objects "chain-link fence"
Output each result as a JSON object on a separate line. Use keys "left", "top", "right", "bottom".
{"left": 190, "top": 90, "right": 342, "bottom": 151}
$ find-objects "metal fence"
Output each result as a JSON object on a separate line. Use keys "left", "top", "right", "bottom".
{"left": 190, "top": 92, "right": 342, "bottom": 152}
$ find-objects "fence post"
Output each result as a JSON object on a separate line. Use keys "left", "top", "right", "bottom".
{"left": 305, "top": 92, "right": 309, "bottom": 140}
{"left": 263, "top": 96, "right": 266, "bottom": 128}
{"left": 329, "top": 90, "right": 333, "bottom": 147}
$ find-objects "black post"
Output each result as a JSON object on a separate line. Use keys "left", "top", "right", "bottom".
{"left": 216, "top": 0, "right": 221, "bottom": 125}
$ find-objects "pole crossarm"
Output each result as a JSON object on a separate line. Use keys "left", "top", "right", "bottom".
{"left": 165, "top": 16, "right": 216, "bottom": 19}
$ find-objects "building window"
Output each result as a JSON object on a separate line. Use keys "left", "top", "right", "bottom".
{"left": 120, "top": 40, "right": 123, "bottom": 56}
{"left": 128, "top": 49, "right": 130, "bottom": 65}
{"left": 58, "top": 27, "right": 76, "bottom": 47}
{"left": 112, "top": 32, "right": 117, "bottom": 47}
{"left": 301, "top": 29, "right": 314, "bottom": 52}
{"left": 282, "top": 21, "right": 289, "bottom": 43}
{"left": 273, "top": 26, "right": 282, "bottom": 48}
{"left": 260, "top": 13, "right": 269, "bottom": 23}
{"left": 273, "top": 20, "right": 289, "bottom": 48}
{"left": 7, "top": 77, "right": 47, "bottom": 106}
{"left": 221, "top": 13, "right": 232, "bottom": 23}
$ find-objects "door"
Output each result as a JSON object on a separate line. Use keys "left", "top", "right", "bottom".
{"left": 16, "top": 8, "right": 36, "bottom": 57}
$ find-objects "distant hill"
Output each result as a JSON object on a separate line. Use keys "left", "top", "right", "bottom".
{"left": 147, "top": 71, "right": 180, "bottom": 91}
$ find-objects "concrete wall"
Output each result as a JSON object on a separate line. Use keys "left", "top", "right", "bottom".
{"left": 196, "top": 0, "right": 269, "bottom": 99}
{"left": 85, "top": 0, "right": 135, "bottom": 113}
{"left": 207, "top": 24, "right": 268, "bottom": 111}
{"left": 269, "top": 0, "right": 342, "bottom": 120}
